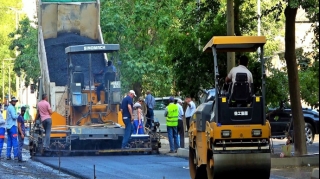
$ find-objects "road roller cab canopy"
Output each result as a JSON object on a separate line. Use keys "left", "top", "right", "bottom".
{"left": 203, "top": 36, "right": 266, "bottom": 53}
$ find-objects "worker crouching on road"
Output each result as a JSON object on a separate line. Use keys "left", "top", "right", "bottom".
{"left": 164, "top": 97, "right": 180, "bottom": 153}
{"left": 17, "top": 106, "right": 27, "bottom": 162}
{"left": 133, "top": 99, "right": 144, "bottom": 135}
{"left": 6, "top": 97, "right": 19, "bottom": 160}
{"left": 0, "top": 110, "right": 5, "bottom": 159}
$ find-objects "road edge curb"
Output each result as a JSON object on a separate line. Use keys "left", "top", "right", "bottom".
{"left": 311, "top": 168, "right": 319, "bottom": 179}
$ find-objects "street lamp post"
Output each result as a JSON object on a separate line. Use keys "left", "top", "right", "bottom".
{"left": 2, "top": 58, "right": 15, "bottom": 101}
{"left": 9, "top": 7, "right": 22, "bottom": 102}
{"left": 9, "top": 66, "right": 11, "bottom": 100}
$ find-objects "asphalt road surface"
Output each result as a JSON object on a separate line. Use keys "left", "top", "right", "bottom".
{"left": 0, "top": 143, "right": 76, "bottom": 179}
{"left": 33, "top": 135, "right": 319, "bottom": 179}
{"left": 4, "top": 133, "right": 316, "bottom": 179}
{"left": 35, "top": 155, "right": 296, "bottom": 179}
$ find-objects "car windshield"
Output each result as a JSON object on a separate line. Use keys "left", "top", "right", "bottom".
{"left": 154, "top": 98, "right": 181, "bottom": 110}
{"left": 154, "top": 99, "right": 165, "bottom": 110}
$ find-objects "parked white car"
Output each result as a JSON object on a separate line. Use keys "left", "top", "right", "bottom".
{"left": 153, "top": 97, "right": 182, "bottom": 133}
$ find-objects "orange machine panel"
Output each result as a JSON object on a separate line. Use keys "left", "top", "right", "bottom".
{"left": 50, "top": 112, "right": 67, "bottom": 138}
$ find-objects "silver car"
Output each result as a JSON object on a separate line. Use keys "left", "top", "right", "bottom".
{"left": 153, "top": 97, "right": 182, "bottom": 133}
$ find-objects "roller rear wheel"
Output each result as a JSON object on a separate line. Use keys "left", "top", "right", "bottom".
{"left": 189, "top": 147, "right": 197, "bottom": 179}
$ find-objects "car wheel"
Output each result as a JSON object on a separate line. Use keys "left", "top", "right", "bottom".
{"left": 305, "top": 123, "right": 315, "bottom": 144}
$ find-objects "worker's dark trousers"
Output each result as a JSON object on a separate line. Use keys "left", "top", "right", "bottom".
{"left": 42, "top": 118, "right": 52, "bottom": 148}
{"left": 18, "top": 133, "right": 24, "bottom": 160}
{"left": 96, "top": 83, "right": 104, "bottom": 102}
{"left": 122, "top": 118, "right": 133, "bottom": 148}
{"left": 186, "top": 117, "right": 191, "bottom": 131}
{"left": 167, "top": 126, "right": 179, "bottom": 151}
{"left": 146, "top": 108, "right": 154, "bottom": 128}
{"left": 177, "top": 120, "right": 184, "bottom": 148}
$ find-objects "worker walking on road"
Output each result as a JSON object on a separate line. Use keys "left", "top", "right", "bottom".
{"left": 145, "top": 90, "right": 155, "bottom": 129}
{"left": 6, "top": 97, "right": 19, "bottom": 160}
{"left": 164, "top": 97, "right": 179, "bottom": 153}
{"left": 176, "top": 99, "right": 185, "bottom": 148}
{"left": 0, "top": 110, "right": 5, "bottom": 159}
{"left": 17, "top": 106, "right": 26, "bottom": 162}
{"left": 36, "top": 94, "right": 53, "bottom": 151}
{"left": 121, "top": 90, "right": 136, "bottom": 149}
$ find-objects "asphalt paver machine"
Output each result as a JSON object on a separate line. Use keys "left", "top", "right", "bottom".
{"left": 188, "top": 36, "right": 271, "bottom": 179}
{"left": 29, "top": 44, "right": 161, "bottom": 156}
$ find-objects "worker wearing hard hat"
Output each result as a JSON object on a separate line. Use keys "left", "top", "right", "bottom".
{"left": 164, "top": 96, "right": 179, "bottom": 153}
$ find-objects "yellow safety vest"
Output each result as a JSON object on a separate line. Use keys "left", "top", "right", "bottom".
{"left": 166, "top": 103, "right": 178, "bottom": 127}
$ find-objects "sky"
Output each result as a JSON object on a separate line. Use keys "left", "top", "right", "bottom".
{"left": 22, "top": 0, "right": 36, "bottom": 20}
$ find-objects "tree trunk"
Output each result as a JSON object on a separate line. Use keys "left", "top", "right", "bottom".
{"left": 284, "top": 5, "right": 307, "bottom": 156}
{"left": 234, "top": 0, "right": 242, "bottom": 36}
{"left": 133, "top": 82, "right": 142, "bottom": 100}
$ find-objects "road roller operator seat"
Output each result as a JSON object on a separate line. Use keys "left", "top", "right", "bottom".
{"left": 73, "top": 66, "right": 85, "bottom": 90}
{"left": 229, "top": 73, "right": 251, "bottom": 107}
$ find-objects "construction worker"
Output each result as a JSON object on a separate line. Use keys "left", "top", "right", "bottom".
{"left": 17, "top": 106, "right": 26, "bottom": 162}
{"left": 176, "top": 99, "right": 185, "bottom": 148}
{"left": 6, "top": 97, "right": 19, "bottom": 160}
{"left": 145, "top": 90, "right": 155, "bottom": 129}
{"left": 121, "top": 90, "right": 136, "bottom": 149}
{"left": 132, "top": 99, "right": 144, "bottom": 134}
{"left": 185, "top": 96, "right": 196, "bottom": 131}
{"left": 164, "top": 96, "right": 179, "bottom": 153}
{"left": 36, "top": 94, "right": 53, "bottom": 151}
{"left": 0, "top": 110, "right": 5, "bottom": 159}
{"left": 225, "top": 55, "right": 253, "bottom": 84}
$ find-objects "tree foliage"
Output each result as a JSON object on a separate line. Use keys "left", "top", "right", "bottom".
{"left": 166, "top": 0, "right": 285, "bottom": 100}
{"left": 0, "top": 1, "right": 22, "bottom": 99}
{"left": 9, "top": 17, "right": 39, "bottom": 87}
{"left": 100, "top": 0, "right": 178, "bottom": 97}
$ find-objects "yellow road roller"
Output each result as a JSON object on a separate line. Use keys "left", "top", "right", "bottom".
{"left": 188, "top": 36, "right": 271, "bottom": 179}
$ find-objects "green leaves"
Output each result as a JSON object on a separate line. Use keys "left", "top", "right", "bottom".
{"left": 100, "top": 0, "right": 178, "bottom": 96}
{"left": 8, "top": 17, "right": 39, "bottom": 87}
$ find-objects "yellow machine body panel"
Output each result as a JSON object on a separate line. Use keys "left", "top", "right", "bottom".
{"left": 50, "top": 112, "right": 67, "bottom": 138}
{"left": 210, "top": 122, "right": 271, "bottom": 140}
{"left": 69, "top": 89, "right": 122, "bottom": 126}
